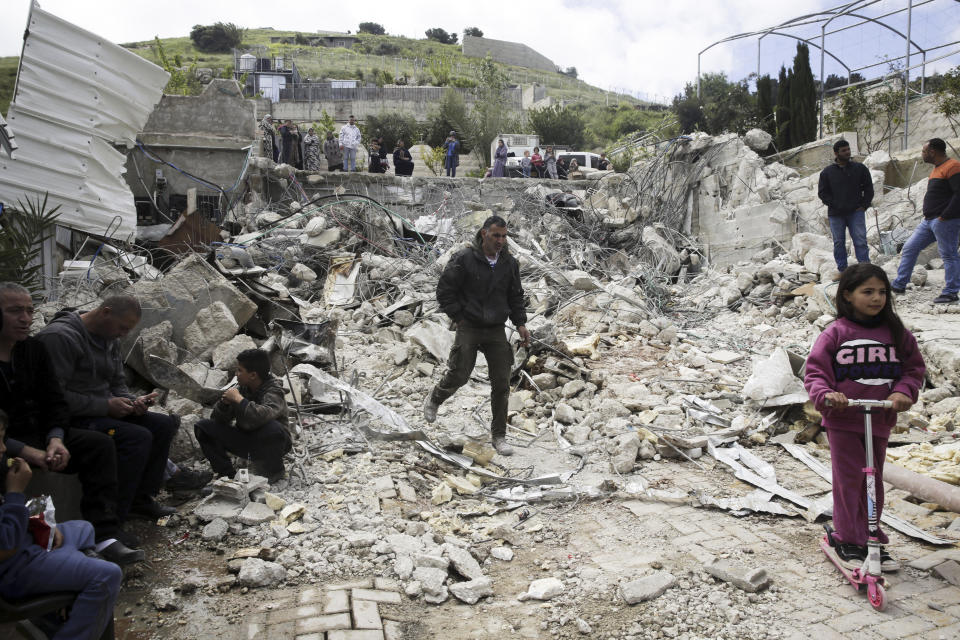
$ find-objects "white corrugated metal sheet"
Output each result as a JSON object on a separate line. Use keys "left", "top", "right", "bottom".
{"left": 0, "top": 2, "right": 169, "bottom": 240}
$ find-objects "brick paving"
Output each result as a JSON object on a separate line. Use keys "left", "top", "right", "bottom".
{"left": 246, "top": 579, "right": 404, "bottom": 640}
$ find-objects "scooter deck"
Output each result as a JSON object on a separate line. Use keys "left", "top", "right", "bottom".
{"left": 820, "top": 536, "right": 889, "bottom": 589}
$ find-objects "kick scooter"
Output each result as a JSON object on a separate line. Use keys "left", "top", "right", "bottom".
{"left": 820, "top": 398, "right": 893, "bottom": 611}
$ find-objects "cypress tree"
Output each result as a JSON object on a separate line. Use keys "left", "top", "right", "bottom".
{"left": 775, "top": 65, "right": 791, "bottom": 150}
{"left": 789, "top": 42, "right": 817, "bottom": 146}
{"left": 756, "top": 74, "right": 775, "bottom": 136}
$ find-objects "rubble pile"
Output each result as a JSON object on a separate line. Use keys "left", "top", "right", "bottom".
{"left": 34, "top": 129, "right": 960, "bottom": 639}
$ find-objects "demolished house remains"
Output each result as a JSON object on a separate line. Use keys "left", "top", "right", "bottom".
{"left": 2, "top": 7, "right": 960, "bottom": 640}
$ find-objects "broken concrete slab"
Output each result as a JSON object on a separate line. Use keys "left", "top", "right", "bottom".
{"left": 184, "top": 301, "right": 239, "bottom": 359}
{"left": 237, "top": 558, "right": 286, "bottom": 588}
{"left": 705, "top": 559, "right": 772, "bottom": 593}
{"left": 442, "top": 543, "right": 484, "bottom": 580}
{"left": 619, "top": 571, "right": 677, "bottom": 604}
{"left": 238, "top": 501, "right": 276, "bottom": 526}
{"left": 449, "top": 577, "right": 493, "bottom": 604}
{"left": 933, "top": 560, "right": 960, "bottom": 586}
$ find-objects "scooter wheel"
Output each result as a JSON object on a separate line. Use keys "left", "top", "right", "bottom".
{"left": 868, "top": 583, "right": 887, "bottom": 611}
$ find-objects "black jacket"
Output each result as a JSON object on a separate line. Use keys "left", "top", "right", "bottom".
{"left": 817, "top": 160, "right": 874, "bottom": 216}
{"left": 211, "top": 376, "right": 289, "bottom": 434}
{"left": 0, "top": 337, "right": 71, "bottom": 455}
{"left": 436, "top": 236, "right": 527, "bottom": 329}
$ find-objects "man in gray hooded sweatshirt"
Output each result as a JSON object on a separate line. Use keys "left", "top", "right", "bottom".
{"left": 38, "top": 296, "right": 178, "bottom": 523}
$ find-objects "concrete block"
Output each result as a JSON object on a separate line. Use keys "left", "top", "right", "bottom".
{"left": 296, "top": 612, "right": 352, "bottom": 634}
{"left": 212, "top": 334, "right": 257, "bottom": 372}
{"left": 705, "top": 559, "right": 771, "bottom": 593}
{"left": 184, "top": 301, "right": 239, "bottom": 358}
{"left": 449, "top": 577, "right": 493, "bottom": 604}
{"left": 352, "top": 589, "right": 402, "bottom": 605}
{"left": 620, "top": 571, "right": 677, "bottom": 604}
{"left": 933, "top": 560, "right": 960, "bottom": 586}
{"left": 327, "top": 631, "right": 385, "bottom": 640}
{"left": 323, "top": 589, "right": 350, "bottom": 614}
{"left": 352, "top": 598, "right": 383, "bottom": 629}
{"left": 238, "top": 501, "right": 276, "bottom": 526}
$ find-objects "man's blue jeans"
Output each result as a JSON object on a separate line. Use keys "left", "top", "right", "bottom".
{"left": 828, "top": 209, "right": 870, "bottom": 271}
{"left": 342, "top": 147, "right": 357, "bottom": 172}
{"left": 893, "top": 217, "right": 960, "bottom": 296}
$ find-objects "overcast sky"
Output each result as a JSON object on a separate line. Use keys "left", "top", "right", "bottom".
{"left": 4, "top": 0, "right": 959, "bottom": 101}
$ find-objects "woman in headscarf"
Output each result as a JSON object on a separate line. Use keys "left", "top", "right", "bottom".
{"left": 393, "top": 139, "right": 414, "bottom": 176}
{"left": 303, "top": 127, "right": 322, "bottom": 171}
{"left": 260, "top": 115, "right": 278, "bottom": 162}
{"left": 492, "top": 139, "right": 508, "bottom": 177}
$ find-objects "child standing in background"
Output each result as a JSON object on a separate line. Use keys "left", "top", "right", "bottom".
{"left": 521, "top": 150, "right": 532, "bottom": 178}
{"left": 804, "top": 263, "right": 925, "bottom": 571}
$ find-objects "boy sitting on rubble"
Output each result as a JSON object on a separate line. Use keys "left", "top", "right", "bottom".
{"left": 194, "top": 349, "right": 291, "bottom": 484}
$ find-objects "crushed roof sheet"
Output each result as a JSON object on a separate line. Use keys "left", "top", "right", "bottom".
{"left": 0, "top": 2, "right": 169, "bottom": 240}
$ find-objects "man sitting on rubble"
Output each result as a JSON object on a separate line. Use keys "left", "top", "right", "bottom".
{"left": 424, "top": 216, "right": 531, "bottom": 456}
{"left": 0, "top": 283, "right": 142, "bottom": 565}
{"left": 194, "top": 349, "right": 291, "bottom": 483}
{"left": 37, "top": 296, "right": 178, "bottom": 526}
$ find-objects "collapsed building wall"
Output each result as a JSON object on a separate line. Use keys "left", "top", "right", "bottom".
{"left": 123, "top": 79, "right": 257, "bottom": 224}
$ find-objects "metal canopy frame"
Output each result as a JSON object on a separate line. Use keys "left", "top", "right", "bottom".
{"left": 697, "top": 0, "right": 960, "bottom": 149}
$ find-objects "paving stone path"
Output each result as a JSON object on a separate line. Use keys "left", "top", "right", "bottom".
{"left": 245, "top": 578, "right": 404, "bottom": 640}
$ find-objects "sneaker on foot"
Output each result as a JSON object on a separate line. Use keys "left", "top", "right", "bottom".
{"left": 423, "top": 395, "right": 439, "bottom": 423}
{"left": 890, "top": 286, "right": 906, "bottom": 294}
{"left": 933, "top": 293, "right": 959, "bottom": 304}
{"left": 836, "top": 542, "right": 867, "bottom": 569}
{"left": 880, "top": 547, "right": 900, "bottom": 572}
{"left": 492, "top": 437, "right": 514, "bottom": 456}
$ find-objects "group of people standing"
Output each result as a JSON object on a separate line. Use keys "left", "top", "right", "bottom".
{"left": 260, "top": 114, "right": 415, "bottom": 176}
{"left": 818, "top": 136, "right": 960, "bottom": 304}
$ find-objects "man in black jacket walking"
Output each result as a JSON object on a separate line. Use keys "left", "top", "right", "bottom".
{"left": 817, "top": 139, "right": 874, "bottom": 274}
{"left": 424, "top": 216, "right": 530, "bottom": 456}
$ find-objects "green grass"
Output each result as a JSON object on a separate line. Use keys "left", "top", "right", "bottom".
{"left": 0, "top": 29, "right": 641, "bottom": 126}
{"left": 0, "top": 56, "right": 19, "bottom": 116}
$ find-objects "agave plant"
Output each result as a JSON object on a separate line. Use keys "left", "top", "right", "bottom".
{"left": 0, "top": 193, "right": 62, "bottom": 296}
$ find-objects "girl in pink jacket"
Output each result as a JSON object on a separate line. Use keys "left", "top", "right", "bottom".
{"left": 804, "top": 263, "right": 925, "bottom": 572}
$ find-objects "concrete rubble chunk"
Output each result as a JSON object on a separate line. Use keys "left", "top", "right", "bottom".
{"left": 237, "top": 558, "right": 287, "bottom": 588}
{"left": 194, "top": 495, "right": 244, "bottom": 523}
{"left": 744, "top": 128, "right": 773, "bottom": 152}
{"left": 238, "top": 501, "right": 276, "bottom": 526}
{"left": 151, "top": 587, "right": 179, "bottom": 611}
{"left": 414, "top": 554, "right": 449, "bottom": 570}
{"left": 201, "top": 517, "right": 229, "bottom": 541}
{"left": 449, "top": 577, "right": 494, "bottom": 604}
{"left": 518, "top": 577, "right": 564, "bottom": 601}
{"left": 442, "top": 543, "right": 484, "bottom": 580}
{"left": 620, "top": 571, "right": 677, "bottom": 604}
{"left": 183, "top": 301, "right": 239, "bottom": 359}
{"left": 263, "top": 492, "right": 286, "bottom": 511}
{"left": 490, "top": 546, "right": 514, "bottom": 561}
{"left": 412, "top": 567, "right": 448, "bottom": 603}
{"left": 211, "top": 334, "right": 257, "bottom": 372}
{"left": 705, "top": 559, "right": 772, "bottom": 593}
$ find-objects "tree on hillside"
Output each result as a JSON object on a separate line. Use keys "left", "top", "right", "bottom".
{"left": 775, "top": 65, "right": 792, "bottom": 150}
{"left": 358, "top": 22, "right": 386, "bottom": 35}
{"left": 529, "top": 104, "right": 585, "bottom": 147}
{"left": 465, "top": 55, "right": 510, "bottom": 166}
{"left": 756, "top": 74, "right": 775, "bottom": 135}
{"left": 189, "top": 22, "right": 244, "bottom": 53}
{"left": 789, "top": 43, "right": 817, "bottom": 146}
{"left": 671, "top": 72, "right": 754, "bottom": 135}
{"left": 560, "top": 67, "right": 578, "bottom": 79}
{"left": 824, "top": 72, "right": 865, "bottom": 92}
{"left": 464, "top": 27, "right": 484, "bottom": 38}
{"left": 425, "top": 28, "right": 458, "bottom": 45}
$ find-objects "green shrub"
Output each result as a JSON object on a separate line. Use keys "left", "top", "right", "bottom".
{"left": 189, "top": 22, "right": 244, "bottom": 53}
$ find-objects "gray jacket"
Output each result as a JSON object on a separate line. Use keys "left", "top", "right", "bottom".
{"left": 36, "top": 311, "right": 135, "bottom": 417}
{"left": 211, "top": 376, "right": 289, "bottom": 434}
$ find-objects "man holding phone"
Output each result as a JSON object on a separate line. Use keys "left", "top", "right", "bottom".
{"left": 38, "top": 296, "right": 178, "bottom": 524}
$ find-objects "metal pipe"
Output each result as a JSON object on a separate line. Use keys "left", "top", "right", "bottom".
{"left": 697, "top": 53, "right": 701, "bottom": 99}
{"left": 819, "top": 24, "right": 827, "bottom": 140}
{"left": 903, "top": 0, "right": 913, "bottom": 151}
{"left": 884, "top": 462, "right": 960, "bottom": 515}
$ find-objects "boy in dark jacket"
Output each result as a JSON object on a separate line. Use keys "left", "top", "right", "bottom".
{"left": 194, "top": 349, "right": 291, "bottom": 483}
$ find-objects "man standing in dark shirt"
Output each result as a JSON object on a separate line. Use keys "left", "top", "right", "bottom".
{"left": 423, "top": 216, "right": 530, "bottom": 457}
{"left": 818, "top": 139, "right": 875, "bottom": 274}
{"left": 891, "top": 137, "right": 960, "bottom": 304}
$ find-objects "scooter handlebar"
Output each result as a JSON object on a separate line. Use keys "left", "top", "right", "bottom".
{"left": 825, "top": 399, "right": 894, "bottom": 409}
